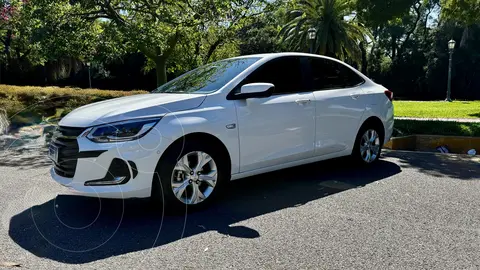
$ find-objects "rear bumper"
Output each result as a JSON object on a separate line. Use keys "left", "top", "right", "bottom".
{"left": 384, "top": 103, "right": 394, "bottom": 144}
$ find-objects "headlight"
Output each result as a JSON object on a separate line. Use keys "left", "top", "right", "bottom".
{"left": 85, "top": 118, "right": 161, "bottom": 143}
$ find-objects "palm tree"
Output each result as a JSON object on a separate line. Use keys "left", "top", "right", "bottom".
{"left": 280, "top": 0, "right": 371, "bottom": 62}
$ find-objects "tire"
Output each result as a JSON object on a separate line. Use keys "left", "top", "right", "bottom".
{"left": 352, "top": 124, "right": 383, "bottom": 165}
{"left": 151, "top": 138, "right": 230, "bottom": 214}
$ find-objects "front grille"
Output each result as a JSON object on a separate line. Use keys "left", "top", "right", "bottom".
{"left": 51, "top": 126, "right": 85, "bottom": 178}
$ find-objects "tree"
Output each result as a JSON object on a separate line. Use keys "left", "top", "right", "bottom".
{"left": 14, "top": 0, "right": 104, "bottom": 83}
{"left": 0, "top": 0, "right": 30, "bottom": 67}
{"left": 199, "top": 0, "right": 271, "bottom": 64}
{"left": 355, "top": 0, "right": 438, "bottom": 75}
{"left": 237, "top": 4, "right": 286, "bottom": 55}
{"left": 441, "top": 0, "right": 480, "bottom": 47}
{"left": 73, "top": 0, "right": 268, "bottom": 86}
{"left": 355, "top": 0, "right": 418, "bottom": 28}
{"left": 441, "top": 0, "right": 480, "bottom": 26}
{"left": 72, "top": 0, "right": 186, "bottom": 86}
{"left": 280, "top": 0, "right": 371, "bottom": 62}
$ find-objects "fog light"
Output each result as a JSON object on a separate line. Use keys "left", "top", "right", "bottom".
{"left": 84, "top": 158, "right": 131, "bottom": 186}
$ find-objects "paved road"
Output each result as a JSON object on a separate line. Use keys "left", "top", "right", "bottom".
{"left": 0, "top": 151, "right": 479, "bottom": 269}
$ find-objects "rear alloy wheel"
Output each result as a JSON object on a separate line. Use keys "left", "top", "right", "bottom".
{"left": 359, "top": 129, "right": 381, "bottom": 163}
{"left": 352, "top": 126, "right": 383, "bottom": 165}
{"left": 171, "top": 151, "right": 218, "bottom": 205}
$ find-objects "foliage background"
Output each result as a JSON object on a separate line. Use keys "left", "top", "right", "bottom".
{"left": 0, "top": 0, "right": 479, "bottom": 100}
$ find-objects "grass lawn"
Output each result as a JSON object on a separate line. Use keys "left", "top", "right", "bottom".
{"left": 394, "top": 120, "right": 480, "bottom": 137}
{"left": 393, "top": 101, "right": 480, "bottom": 119}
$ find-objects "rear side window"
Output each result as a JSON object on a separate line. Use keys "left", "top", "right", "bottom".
{"left": 242, "top": 56, "right": 308, "bottom": 95}
{"left": 308, "top": 57, "right": 364, "bottom": 90}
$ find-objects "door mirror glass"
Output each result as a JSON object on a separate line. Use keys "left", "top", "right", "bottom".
{"left": 231, "top": 83, "right": 274, "bottom": 100}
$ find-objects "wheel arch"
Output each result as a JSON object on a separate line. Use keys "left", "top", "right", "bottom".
{"left": 156, "top": 132, "right": 232, "bottom": 175}
{"left": 150, "top": 131, "right": 232, "bottom": 208}
{"left": 358, "top": 116, "right": 385, "bottom": 143}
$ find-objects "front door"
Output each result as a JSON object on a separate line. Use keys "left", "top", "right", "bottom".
{"left": 234, "top": 56, "right": 316, "bottom": 172}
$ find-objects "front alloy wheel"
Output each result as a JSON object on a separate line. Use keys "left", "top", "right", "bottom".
{"left": 152, "top": 138, "right": 229, "bottom": 213}
{"left": 171, "top": 151, "right": 218, "bottom": 205}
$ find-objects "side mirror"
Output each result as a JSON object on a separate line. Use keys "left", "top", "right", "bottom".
{"left": 231, "top": 83, "right": 274, "bottom": 100}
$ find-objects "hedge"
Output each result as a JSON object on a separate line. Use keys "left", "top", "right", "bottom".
{"left": 394, "top": 120, "right": 480, "bottom": 137}
{"left": 0, "top": 85, "right": 147, "bottom": 126}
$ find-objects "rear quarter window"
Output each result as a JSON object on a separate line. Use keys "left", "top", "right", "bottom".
{"left": 308, "top": 57, "right": 364, "bottom": 90}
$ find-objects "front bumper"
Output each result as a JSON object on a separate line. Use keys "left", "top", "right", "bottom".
{"left": 50, "top": 126, "right": 171, "bottom": 199}
{"left": 50, "top": 167, "right": 151, "bottom": 199}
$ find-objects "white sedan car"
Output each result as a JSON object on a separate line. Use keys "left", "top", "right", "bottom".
{"left": 49, "top": 53, "right": 394, "bottom": 211}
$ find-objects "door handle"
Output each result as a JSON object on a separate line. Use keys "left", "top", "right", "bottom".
{"left": 350, "top": 94, "right": 360, "bottom": 100}
{"left": 295, "top": 99, "right": 311, "bottom": 105}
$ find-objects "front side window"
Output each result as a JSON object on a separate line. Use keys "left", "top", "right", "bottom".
{"left": 152, "top": 57, "right": 260, "bottom": 94}
{"left": 308, "top": 57, "right": 364, "bottom": 90}
{"left": 242, "top": 56, "right": 308, "bottom": 95}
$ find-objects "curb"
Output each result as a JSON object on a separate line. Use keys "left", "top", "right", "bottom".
{"left": 382, "top": 149, "right": 480, "bottom": 162}
{"left": 385, "top": 135, "right": 479, "bottom": 155}
{"left": 395, "top": 117, "right": 480, "bottom": 123}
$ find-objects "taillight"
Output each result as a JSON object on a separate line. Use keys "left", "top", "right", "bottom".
{"left": 384, "top": 90, "right": 393, "bottom": 101}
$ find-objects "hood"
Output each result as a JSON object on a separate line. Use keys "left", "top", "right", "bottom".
{"left": 59, "top": 93, "right": 207, "bottom": 127}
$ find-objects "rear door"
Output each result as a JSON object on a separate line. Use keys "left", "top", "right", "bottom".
{"left": 307, "top": 57, "right": 367, "bottom": 155}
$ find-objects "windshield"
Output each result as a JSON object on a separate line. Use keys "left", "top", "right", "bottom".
{"left": 152, "top": 57, "right": 261, "bottom": 94}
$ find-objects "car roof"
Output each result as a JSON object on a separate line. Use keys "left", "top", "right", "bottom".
{"left": 230, "top": 52, "right": 340, "bottom": 62}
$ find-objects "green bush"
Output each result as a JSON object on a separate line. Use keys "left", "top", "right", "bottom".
{"left": 0, "top": 85, "right": 147, "bottom": 125}
{"left": 394, "top": 120, "right": 480, "bottom": 137}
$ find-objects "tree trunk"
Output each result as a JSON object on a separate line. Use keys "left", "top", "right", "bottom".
{"left": 460, "top": 26, "right": 469, "bottom": 48}
{"left": 424, "top": 9, "right": 431, "bottom": 40}
{"left": 155, "top": 57, "right": 167, "bottom": 87}
{"left": 391, "top": 35, "right": 397, "bottom": 60}
{"left": 204, "top": 39, "right": 223, "bottom": 64}
{"left": 192, "top": 39, "right": 201, "bottom": 68}
{"left": 5, "top": 29, "right": 12, "bottom": 66}
{"left": 151, "top": 32, "right": 179, "bottom": 87}
{"left": 359, "top": 41, "right": 368, "bottom": 74}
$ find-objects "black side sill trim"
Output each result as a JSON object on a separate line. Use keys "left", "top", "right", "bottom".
{"left": 77, "top": 150, "right": 108, "bottom": 159}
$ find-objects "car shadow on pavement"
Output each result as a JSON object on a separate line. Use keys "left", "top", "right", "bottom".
{"left": 8, "top": 158, "right": 401, "bottom": 264}
{"left": 384, "top": 151, "right": 479, "bottom": 180}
